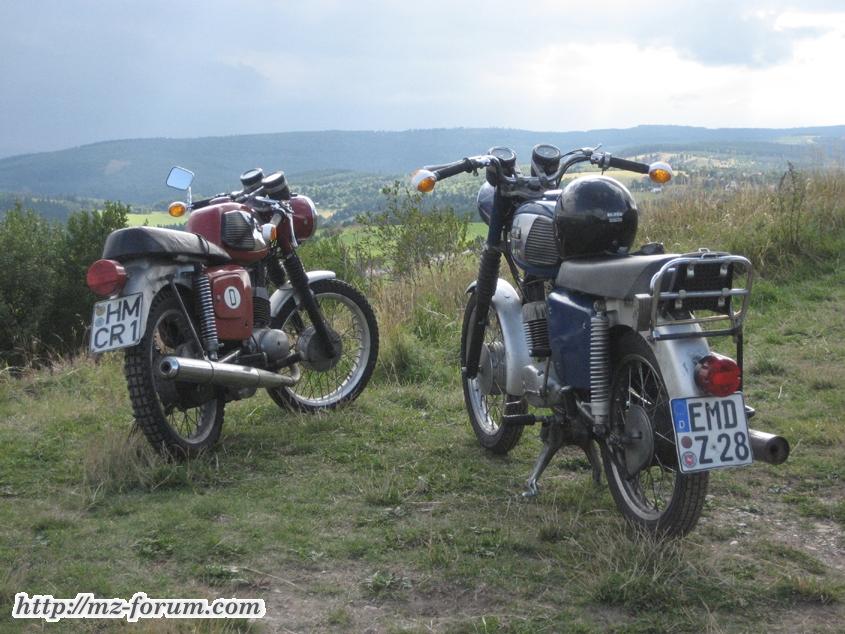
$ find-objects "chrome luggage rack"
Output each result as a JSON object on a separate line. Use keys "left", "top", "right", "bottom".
{"left": 635, "top": 249, "right": 753, "bottom": 341}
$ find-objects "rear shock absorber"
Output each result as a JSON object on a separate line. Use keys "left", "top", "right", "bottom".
{"left": 194, "top": 268, "right": 219, "bottom": 360}
{"left": 590, "top": 305, "right": 610, "bottom": 433}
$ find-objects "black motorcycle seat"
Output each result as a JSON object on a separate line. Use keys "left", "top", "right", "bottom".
{"left": 555, "top": 253, "right": 680, "bottom": 299}
{"left": 102, "top": 227, "right": 231, "bottom": 264}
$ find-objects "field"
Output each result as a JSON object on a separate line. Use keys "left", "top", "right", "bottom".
{"left": 126, "top": 211, "right": 186, "bottom": 227}
{"left": 2, "top": 169, "right": 845, "bottom": 632}
{"left": 1, "top": 254, "right": 844, "bottom": 632}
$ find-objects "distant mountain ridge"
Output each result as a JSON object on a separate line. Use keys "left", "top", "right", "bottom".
{"left": 1, "top": 125, "right": 843, "bottom": 205}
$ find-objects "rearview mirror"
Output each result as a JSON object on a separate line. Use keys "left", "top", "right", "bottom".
{"left": 166, "top": 166, "right": 194, "bottom": 190}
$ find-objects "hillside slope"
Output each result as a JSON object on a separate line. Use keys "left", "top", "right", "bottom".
{"left": 1, "top": 125, "right": 843, "bottom": 205}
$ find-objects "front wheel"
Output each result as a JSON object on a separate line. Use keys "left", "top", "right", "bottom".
{"left": 601, "top": 331, "right": 708, "bottom": 537}
{"left": 460, "top": 293, "right": 525, "bottom": 454}
{"left": 267, "top": 279, "right": 378, "bottom": 412}
{"left": 124, "top": 289, "right": 224, "bottom": 456}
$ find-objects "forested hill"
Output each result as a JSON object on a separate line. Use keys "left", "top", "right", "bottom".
{"left": 1, "top": 125, "right": 843, "bottom": 206}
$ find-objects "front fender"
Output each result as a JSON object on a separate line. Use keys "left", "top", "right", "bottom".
{"left": 269, "top": 270, "right": 337, "bottom": 317}
{"left": 120, "top": 260, "right": 195, "bottom": 337}
{"left": 467, "top": 278, "right": 530, "bottom": 395}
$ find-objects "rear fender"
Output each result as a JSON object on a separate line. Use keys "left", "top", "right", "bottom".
{"left": 119, "top": 259, "right": 195, "bottom": 336}
{"left": 648, "top": 324, "right": 711, "bottom": 400}
{"left": 466, "top": 278, "right": 530, "bottom": 395}
{"left": 269, "top": 270, "right": 337, "bottom": 317}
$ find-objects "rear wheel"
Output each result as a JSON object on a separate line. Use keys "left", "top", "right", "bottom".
{"left": 460, "top": 293, "right": 525, "bottom": 454}
{"left": 601, "top": 331, "right": 707, "bottom": 537}
{"left": 124, "top": 289, "right": 224, "bottom": 456}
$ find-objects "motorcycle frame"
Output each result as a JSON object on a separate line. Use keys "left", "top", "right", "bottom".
{"left": 107, "top": 255, "right": 338, "bottom": 361}
{"left": 467, "top": 189, "right": 720, "bottom": 409}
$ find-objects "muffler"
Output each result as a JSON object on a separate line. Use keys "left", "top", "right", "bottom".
{"left": 158, "top": 356, "right": 298, "bottom": 389}
{"left": 748, "top": 428, "right": 790, "bottom": 465}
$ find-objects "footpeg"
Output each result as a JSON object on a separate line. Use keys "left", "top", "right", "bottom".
{"left": 503, "top": 413, "right": 538, "bottom": 427}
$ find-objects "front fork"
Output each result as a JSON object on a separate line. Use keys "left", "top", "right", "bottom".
{"left": 465, "top": 192, "right": 508, "bottom": 378}
{"left": 464, "top": 246, "right": 502, "bottom": 378}
{"left": 279, "top": 251, "right": 338, "bottom": 359}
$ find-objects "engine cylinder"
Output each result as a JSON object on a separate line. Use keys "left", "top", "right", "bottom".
{"left": 522, "top": 301, "right": 550, "bottom": 357}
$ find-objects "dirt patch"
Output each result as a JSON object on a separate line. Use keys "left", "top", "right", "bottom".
{"left": 242, "top": 563, "right": 507, "bottom": 633}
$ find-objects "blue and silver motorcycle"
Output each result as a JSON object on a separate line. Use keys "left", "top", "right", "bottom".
{"left": 413, "top": 145, "right": 789, "bottom": 536}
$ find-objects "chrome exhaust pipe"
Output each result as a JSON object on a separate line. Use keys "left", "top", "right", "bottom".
{"left": 749, "top": 428, "right": 790, "bottom": 465}
{"left": 158, "top": 356, "right": 299, "bottom": 389}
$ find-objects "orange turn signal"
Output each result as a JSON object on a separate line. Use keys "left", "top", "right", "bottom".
{"left": 648, "top": 162, "right": 673, "bottom": 184}
{"left": 168, "top": 201, "right": 187, "bottom": 217}
{"left": 411, "top": 169, "right": 437, "bottom": 193}
{"left": 261, "top": 223, "right": 278, "bottom": 242}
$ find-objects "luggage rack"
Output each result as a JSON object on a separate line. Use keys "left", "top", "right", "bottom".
{"left": 636, "top": 250, "right": 753, "bottom": 342}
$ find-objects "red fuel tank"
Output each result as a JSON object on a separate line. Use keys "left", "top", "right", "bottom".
{"left": 187, "top": 203, "right": 269, "bottom": 264}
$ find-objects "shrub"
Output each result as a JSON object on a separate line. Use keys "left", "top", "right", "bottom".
{"left": 357, "top": 181, "right": 473, "bottom": 281}
{"left": 0, "top": 201, "right": 127, "bottom": 366}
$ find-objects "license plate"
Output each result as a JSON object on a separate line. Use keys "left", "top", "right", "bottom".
{"left": 89, "top": 293, "right": 143, "bottom": 353}
{"left": 671, "top": 393, "right": 752, "bottom": 473}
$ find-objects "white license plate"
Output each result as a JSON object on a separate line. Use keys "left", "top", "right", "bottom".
{"left": 89, "top": 293, "right": 143, "bottom": 353}
{"left": 671, "top": 393, "right": 752, "bottom": 473}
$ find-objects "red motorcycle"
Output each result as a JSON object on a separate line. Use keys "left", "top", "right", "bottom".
{"left": 86, "top": 166, "right": 379, "bottom": 455}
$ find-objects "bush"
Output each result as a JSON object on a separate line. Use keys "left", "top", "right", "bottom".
{"left": 297, "top": 232, "right": 372, "bottom": 290}
{"left": 0, "top": 201, "right": 127, "bottom": 366}
{"left": 639, "top": 167, "right": 845, "bottom": 276}
{"left": 357, "top": 181, "right": 473, "bottom": 281}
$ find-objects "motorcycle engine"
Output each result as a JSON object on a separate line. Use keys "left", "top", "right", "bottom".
{"left": 251, "top": 328, "right": 291, "bottom": 366}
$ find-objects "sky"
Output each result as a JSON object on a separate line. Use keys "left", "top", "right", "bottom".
{"left": 1, "top": 0, "right": 845, "bottom": 157}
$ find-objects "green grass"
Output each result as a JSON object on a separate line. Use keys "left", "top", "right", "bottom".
{"left": 1, "top": 261, "right": 844, "bottom": 632}
{"left": 126, "top": 211, "right": 186, "bottom": 227}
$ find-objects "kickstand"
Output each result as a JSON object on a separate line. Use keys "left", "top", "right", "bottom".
{"left": 581, "top": 439, "right": 602, "bottom": 486}
{"left": 523, "top": 421, "right": 565, "bottom": 498}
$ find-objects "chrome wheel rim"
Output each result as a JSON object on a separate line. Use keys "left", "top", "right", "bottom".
{"left": 466, "top": 308, "right": 516, "bottom": 435}
{"left": 149, "top": 307, "right": 218, "bottom": 443}
{"left": 607, "top": 354, "right": 678, "bottom": 521}
{"left": 277, "top": 292, "right": 371, "bottom": 407}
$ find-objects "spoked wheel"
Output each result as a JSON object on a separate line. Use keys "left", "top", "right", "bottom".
{"left": 460, "top": 293, "right": 525, "bottom": 454}
{"left": 601, "top": 331, "right": 708, "bottom": 537}
{"left": 267, "top": 279, "right": 378, "bottom": 412}
{"left": 124, "top": 290, "right": 224, "bottom": 456}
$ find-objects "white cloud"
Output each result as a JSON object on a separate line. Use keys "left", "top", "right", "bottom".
{"left": 1, "top": 0, "right": 844, "bottom": 155}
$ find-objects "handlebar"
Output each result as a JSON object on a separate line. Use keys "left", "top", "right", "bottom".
{"left": 416, "top": 146, "right": 664, "bottom": 198}
{"left": 602, "top": 155, "right": 650, "bottom": 174}
{"left": 425, "top": 158, "right": 476, "bottom": 180}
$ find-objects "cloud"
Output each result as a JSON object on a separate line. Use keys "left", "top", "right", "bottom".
{"left": 0, "top": 0, "right": 844, "bottom": 156}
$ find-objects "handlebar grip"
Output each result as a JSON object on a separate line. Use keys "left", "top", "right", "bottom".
{"left": 191, "top": 197, "right": 213, "bottom": 210}
{"left": 432, "top": 158, "right": 474, "bottom": 180}
{"left": 607, "top": 156, "right": 650, "bottom": 174}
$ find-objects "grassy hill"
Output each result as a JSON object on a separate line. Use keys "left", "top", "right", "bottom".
{"left": 1, "top": 259, "right": 843, "bottom": 633}
{"left": 1, "top": 125, "right": 843, "bottom": 208}
{"left": 1, "top": 170, "right": 844, "bottom": 631}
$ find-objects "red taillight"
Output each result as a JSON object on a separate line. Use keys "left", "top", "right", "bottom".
{"left": 695, "top": 353, "right": 741, "bottom": 397}
{"left": 86, "top": 259, "right": 127, "bottom": 297}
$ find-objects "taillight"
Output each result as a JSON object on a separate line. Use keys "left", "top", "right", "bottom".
{"left": 86, "top": 259, "right": 127, "bottom": 297}
{"left": 695, "top": 353, "right": 741, "bottom": 397}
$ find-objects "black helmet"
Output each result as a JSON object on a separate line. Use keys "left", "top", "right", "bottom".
{"left": 555, "top": 175, "right": 638, "bottom": 258}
